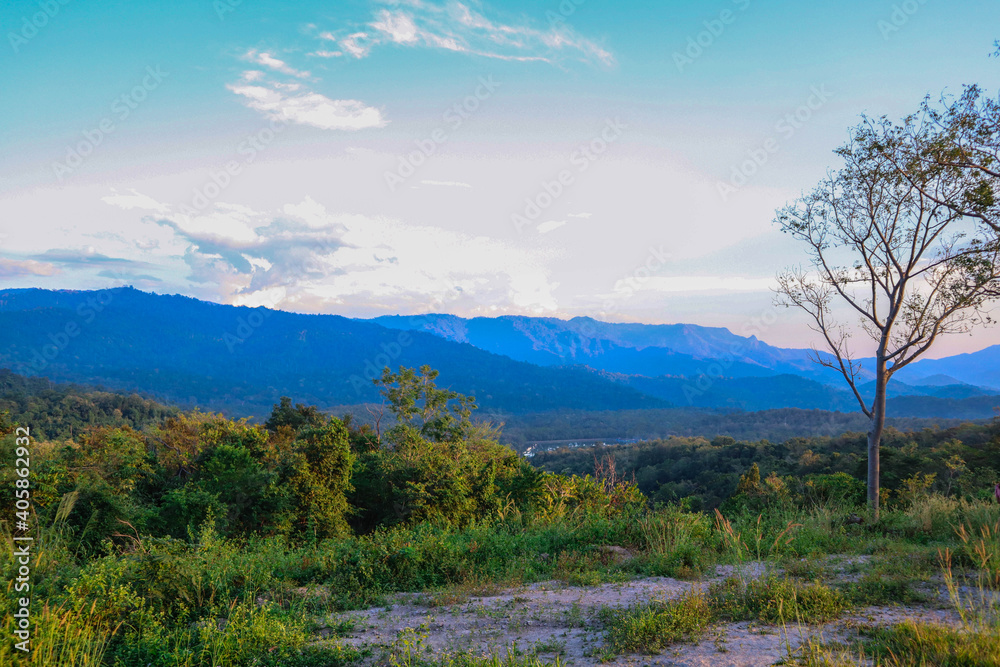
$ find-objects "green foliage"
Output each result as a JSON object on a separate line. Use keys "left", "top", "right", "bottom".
{"left": 843, "top": 573, "right": 926, "bottom": 606}
{"left": 638, "top": 506, "right": 715, "bottom": 576}
{"left": 800, "top": 472, "right": 867, "bottom": 508}
{"left": 710, "top": 576, "right": 847, "bottom": 624}
{"left": 533, "top": 418, "right": 1000, "bottom": 512}
{"left": 5, "top": 363, "right": 1000, "bottom": 665}
{"left": 601, "top": 592, "right": 713, "bottom": 654}
{"left": 0, "top": 368, "right": 176, "bottom": 441}
{"left": 0, "top": 409, "right": 14, "bottom": 435}
{"left": 289, "top": 420, "right": 355, "bottom": 538}
{"left": 860, "top": 620, "right": 1000, "bottom": 666}
{"left": 377, "top": 365, "right": 477, "bottom": 442}
{"left": 265, "top": 396, "right": 326, "bottom": 432}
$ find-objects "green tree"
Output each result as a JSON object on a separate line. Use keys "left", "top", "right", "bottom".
{"left": 0, "top": 410, "right": 14, "bottom": 436}
{"left": 265, "top": 396, "right": 325, "bottom": 432}
{"left": 289, "top": 419, "right": 355, "bottom": 538}
{"left": 351, "top": 367, "right": 533, "bottom": 529}
{"left": 197, "top": 443, "right": 288, "bottom": 535}
{"left": 376, "top": 365, "right": 476, "bottom": 442}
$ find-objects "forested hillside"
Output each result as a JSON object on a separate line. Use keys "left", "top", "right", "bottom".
{"left": 0, "top": 288, "right": 665, "bottom": 415}
{"left": 531, "top": 419, "right": 1000, "bottom": 510}
{"left": 497, "top": 407, "right": 979, "bottom": 449}
{"left": 0, "top": 368, "right": 176, "bottom": 440}
{"left": 2, "top": 288, "right": 998, "bottom": 419}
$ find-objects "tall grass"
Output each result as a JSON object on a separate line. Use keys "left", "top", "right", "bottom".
{"left": 6, "top": 494, "right": 999, "bottom": 665}
{"left": 0, "top": 601, "right": 118, "bottom": 667}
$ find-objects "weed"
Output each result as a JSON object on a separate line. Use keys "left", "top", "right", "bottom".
{"left": 601, "top": 591, "right": 712, "bottom": 654}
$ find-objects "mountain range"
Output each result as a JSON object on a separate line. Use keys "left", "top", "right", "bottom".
{"left": 0, "top": 287, "right": 997, "bottom": 420}
{"left": 370, "top": 314, "right": 1000, "bottom": 391}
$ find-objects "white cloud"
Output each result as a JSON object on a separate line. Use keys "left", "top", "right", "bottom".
{"left": 371, "top": 10, "right": 420, "bottom": 44}
{"left": 536, "top": 220, "right": 566, "bottom": 234}
{"left": 91, "top": 189, "right": 563, "bottom": 315}
{"left": 337, "top": 31, "right": 374, "bottom": 58}
{"left": 227, "top": 82, "right": 387, "bottom": 130}
{"left": 285, "top": 199, "right": 558, "bottom": 312}
{"left": 243, "top": 49, "right": 311, "bottom": 78}
{"left": 567, "top": 212, "right": 592, "bottom": 219}
{"left": 320, "top": 1, "right": 614, "bottom": 66}
{"left": 101, "top": 189, "right": 169, "bottom": 214}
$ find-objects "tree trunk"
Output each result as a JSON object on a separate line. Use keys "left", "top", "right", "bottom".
{"left": 868, "top": 358, "right": 889, "bottom": 520}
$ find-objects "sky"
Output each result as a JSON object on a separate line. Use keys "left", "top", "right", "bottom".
{"left": 0, "top": 0, "right": 998, "bottom": 356}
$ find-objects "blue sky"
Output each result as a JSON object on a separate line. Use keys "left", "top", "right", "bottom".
{"left": 1, "top": 0, "right": 998, "bottom": 355}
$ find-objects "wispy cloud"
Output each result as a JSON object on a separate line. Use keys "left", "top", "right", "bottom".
{"left": 32, "top": 248, "right": 158, "bottom": 269}
{"left": 315, "top": 1, "right": 614, "bottom": 65}
{"left": 536, "top": 220, "right": 566, "bottom": 234}
{"left": 100, "top": 188, "right": 169, "bottom": 214}
{"left": 317, "top": 31, "right": 374, "bottom": 58}
{"left": 243, "top": 49, "right": 311, "bottom": 78}
{"left": 227, "top": 80, "right": 387, "bottom": 130}
{"left": 233, "top": 1, "right": 609, "bottom": 131}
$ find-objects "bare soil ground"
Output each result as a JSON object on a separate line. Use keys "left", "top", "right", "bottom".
{"left": 315, "top": 557, "right": 965, "bottom": 666}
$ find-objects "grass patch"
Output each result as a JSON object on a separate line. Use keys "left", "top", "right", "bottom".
{"left": 600, "top": 591, "right": 713, "bottom": 654}
{"left": 710, "top": 576, "right": 847, "bottom": 624}
{"left": 860, "top": 620, "right": 1000, "bottom": 666}
{"left": 841, "top": 573, "right": 927, "bottom": 606}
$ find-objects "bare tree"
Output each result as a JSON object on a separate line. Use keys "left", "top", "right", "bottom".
{"left": 775, "top": 117, "right": 1000, "bottom": 519}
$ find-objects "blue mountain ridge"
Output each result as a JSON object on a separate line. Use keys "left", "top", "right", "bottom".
{"left": 0, "top": 288, "right": 996, "bottom": 419}
{"left": 369, "top": 314, "right": 1000, "bottom": 392}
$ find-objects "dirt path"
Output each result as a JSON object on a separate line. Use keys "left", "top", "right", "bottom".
{"left": 315, "top": 559, "right": 964, "bottom": 666}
